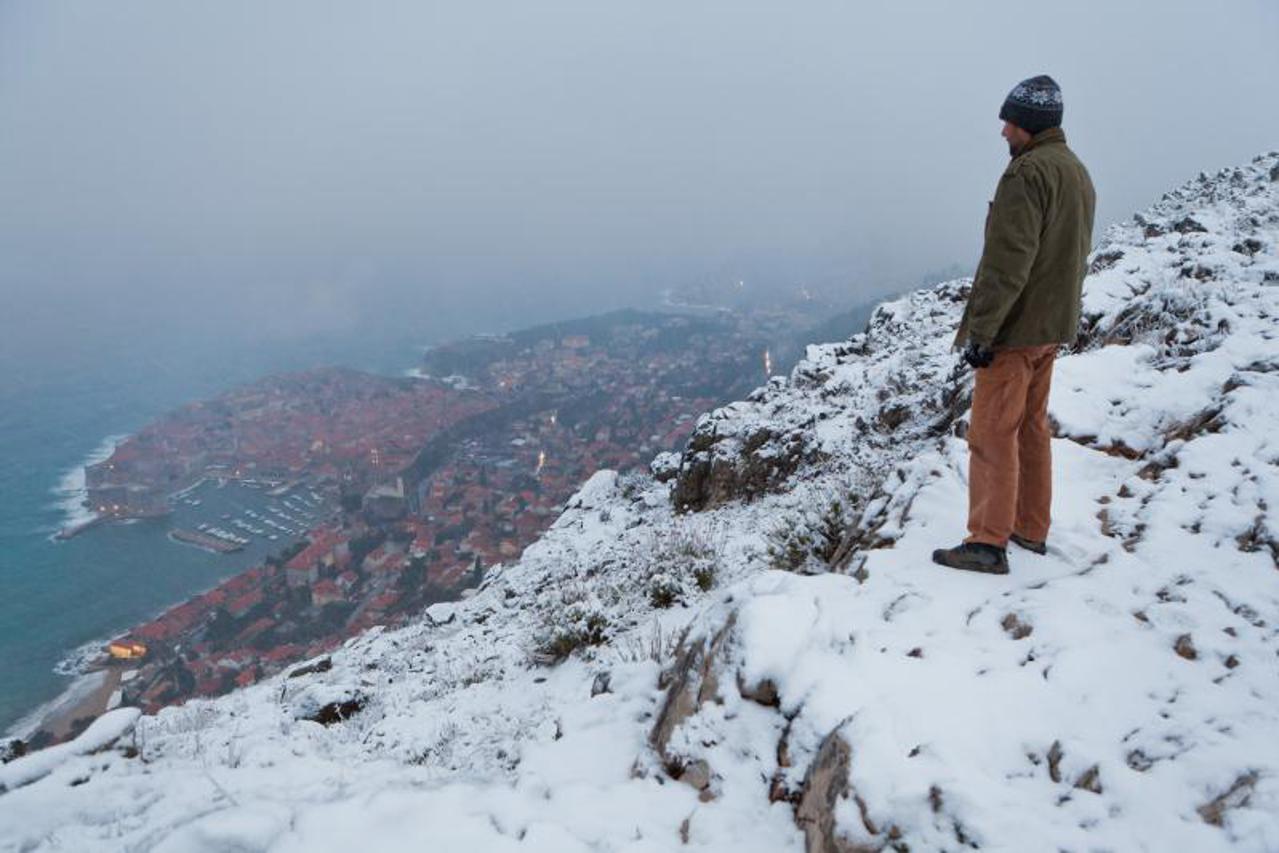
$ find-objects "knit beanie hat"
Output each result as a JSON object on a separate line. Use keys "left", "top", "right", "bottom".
{"left": 999, "top": 75, "right": 1063, "bottom": 135}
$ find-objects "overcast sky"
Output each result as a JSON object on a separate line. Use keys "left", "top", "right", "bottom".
{"left": 2, "top": 0, "right": 1277, "bottom": 362}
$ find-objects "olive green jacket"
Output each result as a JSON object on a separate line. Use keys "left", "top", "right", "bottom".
{"left": 954, "top": 128, "right": 1096, "bottom": 349}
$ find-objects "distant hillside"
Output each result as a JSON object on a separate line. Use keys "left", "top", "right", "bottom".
{"left": 420, "top": 308, "right": 728, "bottom": 376}
{"left": 792, "top": 300, "right": 879, "bottom": 349}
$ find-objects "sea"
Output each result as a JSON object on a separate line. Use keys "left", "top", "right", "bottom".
{"left": 0, "top": 327, "right": 437, "bottom": 736}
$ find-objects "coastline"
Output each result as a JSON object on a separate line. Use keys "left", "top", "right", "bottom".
{"left": 11, "top": 482, "right": 319, "bottom": 740}
{"left": 7, "top": 540, "right": 297, "bottom": 742}
{"left": 5, "top": 310, "right": 763, "bottom": 745}
{"left": 40, "top": 668, "right": 122, "bottom": 742}
{"left": 8, "top": 667, "right": 121, "bottom": 744}
{"left": 45, "top": 433, "right": 127, "bottom": 539}
{"left": 1, "top": 330, "right": 439, "bottom": 739}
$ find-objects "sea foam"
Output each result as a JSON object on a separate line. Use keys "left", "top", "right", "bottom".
{"left": 47, "top": 433, "right": 127, "bottom": 532}
{"left": 52, "top": 639, "right": 110, "bottom": 679}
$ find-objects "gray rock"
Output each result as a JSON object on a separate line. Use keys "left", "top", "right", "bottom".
{"left": 287, "top": 657, "right": 333, "bottom": 679}
{"left": 680, "top": 758, "right": 711, "bottom": 791}
{"left": 650, "top": 614, "right": 736, "bottom": 767}
{"left": 1000, "top": 613, "right": 1033, "bottom": 640}
{"left": 795, "top": 721, "right": 879, "bottom": 853}
{"left": 1075, "top": 764, "right": 1103, "bottom": 794}
{"left": 737, "top": 674, "right": 780, "bottom": 707}
{"left": 671, "top": 423, "right": 820, "bottom": 512}
{"left": 649, "top": 452, "right": 681, "bottom": 483}
{"left": 1198, "top": 772, "right": 1259, "bottom": 826}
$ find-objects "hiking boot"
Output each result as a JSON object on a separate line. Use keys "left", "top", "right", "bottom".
{"left": 931, "top": 542, "right": 1009, "bottom": 574}
{"left": 1010, "top": 533, "right": 1047, "bottom": 555}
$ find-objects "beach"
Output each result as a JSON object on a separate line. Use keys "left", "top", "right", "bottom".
{"left": 13, "top": 665, "right": 122, "bottom": 744}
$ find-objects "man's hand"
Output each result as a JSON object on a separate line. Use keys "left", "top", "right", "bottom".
{"left": 964, "top": 342, "right": 995, "bottom": 369}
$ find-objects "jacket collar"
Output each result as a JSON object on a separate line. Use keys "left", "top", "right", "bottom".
{"left": 1018, "top": 127, "right": 1066, "bottom": 157}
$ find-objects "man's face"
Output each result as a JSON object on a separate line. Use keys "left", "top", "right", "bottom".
{"left": 1001, "top": 121, "right": 1032, "bottom": 157}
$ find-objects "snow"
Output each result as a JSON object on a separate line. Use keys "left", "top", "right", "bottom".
{"left": 1, "top": 152, "right": 1277, "bottom": 851}
{"left": 699, "top": 436, "right": 1277, "bottom": 850}
{"left": 424, "top": 601, "right": 458, "bottom": 624}
{"left": 0, "top": 708, "right": 140, "bottom": 794}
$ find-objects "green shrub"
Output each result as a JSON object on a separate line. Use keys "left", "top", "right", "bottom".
{"left": 766, "top": 496, "right": 851, "bottom": 573}
{"left": 692, "top": 563, "right": 716, "bottom": 592}
{"left": 648, "top": 573, "right": 682, "bottom": 609}
{"left": 649, "top": 527, "right": 719, "bottom": 599}
{"left": 532, "top": 600, "right": 612, "bottom": 665}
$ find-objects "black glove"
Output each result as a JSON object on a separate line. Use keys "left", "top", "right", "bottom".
{"left": 963, "top": 342, "right": 994, "bottom": 369}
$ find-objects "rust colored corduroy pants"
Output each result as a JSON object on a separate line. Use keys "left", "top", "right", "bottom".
{"left": 965, "top": 344, "right": 1058, "bottom": 548}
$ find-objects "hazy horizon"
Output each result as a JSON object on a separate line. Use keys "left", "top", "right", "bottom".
{"left": 3, "top": 1, "right": 1278, "bottom": 372}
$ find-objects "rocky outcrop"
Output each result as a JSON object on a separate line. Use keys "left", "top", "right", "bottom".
{"left": 671, "top": 414, "right": 822, "bottom": 512}
{"left": 1075, "top": 153, "right": 1279, "bottom": 360}
{"left": 794, "top": 724, "right": 864, "bottom": 853}
{"left": 670, "top": 281, "right": 976, "bottom": 514}
{"left": 650, "top": 615, "right": 736, "bottom": 781}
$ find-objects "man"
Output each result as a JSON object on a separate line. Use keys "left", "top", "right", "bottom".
{"left": 933, "top": 74, "right": 1096, "bottom": 575}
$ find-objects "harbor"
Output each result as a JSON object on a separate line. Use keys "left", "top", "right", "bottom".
{"left": 55, "top": 471, "right": 335, "bottom": 554}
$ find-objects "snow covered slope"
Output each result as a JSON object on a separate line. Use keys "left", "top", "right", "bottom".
{"left": 2, "top": 152, "right": 1277, "bottom": 852}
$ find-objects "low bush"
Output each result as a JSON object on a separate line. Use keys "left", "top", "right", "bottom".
{"left": 532, "top": 596, "right": 613, "bottom": 665}
{"left": 766, "top": 495, "right": 852, "bottom": 573}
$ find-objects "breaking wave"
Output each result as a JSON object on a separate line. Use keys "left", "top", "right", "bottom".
{"left": 53, "top": 638, "right": 110, "bottom": 678}
{"left": 48, "top": 433, "right": 127, "bottom": 532}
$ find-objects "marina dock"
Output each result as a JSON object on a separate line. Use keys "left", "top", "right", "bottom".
{"left": 169, "top": 528, "right": 244, "bottom": 553}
